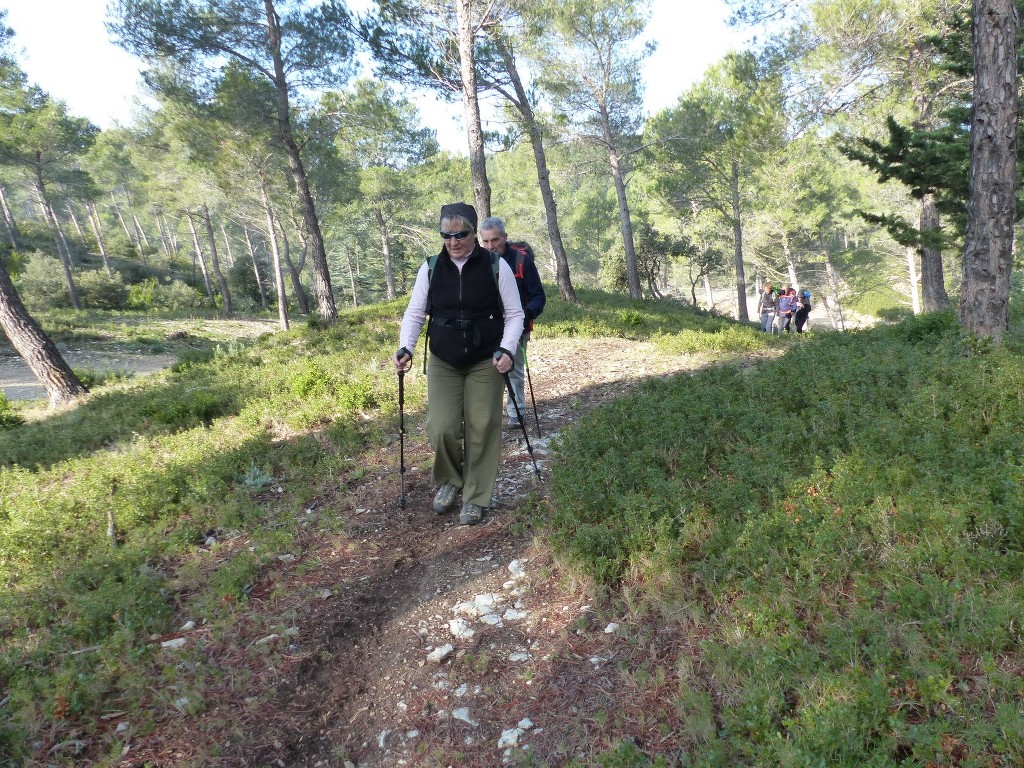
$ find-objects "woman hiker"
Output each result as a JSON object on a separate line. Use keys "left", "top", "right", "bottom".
{"left": 393, "top": 202, "right": 525, "bottom": 525}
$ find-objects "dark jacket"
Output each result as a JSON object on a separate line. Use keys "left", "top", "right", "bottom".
{"left": 428, "top": 244, "right": 504, "bottom": 368}
{"left": 501, "top": 244, "right": 546, "bottom": 329}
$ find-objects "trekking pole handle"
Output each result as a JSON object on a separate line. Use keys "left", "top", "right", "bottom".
{"left": 395, "top": 346, "right": 412, "bottom": 370}
{"left": 492, "top": 348, "right": 514, "bottom": 372}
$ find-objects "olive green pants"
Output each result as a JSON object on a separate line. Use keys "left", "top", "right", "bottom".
{"left": 426, "top": 355, "right": 505, "bottom": 507}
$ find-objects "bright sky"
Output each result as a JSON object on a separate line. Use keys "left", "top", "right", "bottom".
{"left": 3, "top": 0, "right": 746, "bottom": 153}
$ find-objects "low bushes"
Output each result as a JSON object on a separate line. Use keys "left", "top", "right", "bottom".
{"left": 547, "top": 312, "right": 1024, "bottom": 765}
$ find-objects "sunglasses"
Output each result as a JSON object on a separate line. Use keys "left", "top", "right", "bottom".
{"left": 440, "top": 229, "right": 474, "bottom": 241}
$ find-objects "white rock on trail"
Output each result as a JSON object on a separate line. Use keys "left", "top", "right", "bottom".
{"left": 161, "top": 637, "right": 186, "bottom": 649}
{"left": 453, "top": 708, "right": 478, "bottom": 726}
{"left": 426, "top": 644, "right": 454, "bottom": 664}
{"left": 448, "top": 618, "right": 476, "bottom": 640}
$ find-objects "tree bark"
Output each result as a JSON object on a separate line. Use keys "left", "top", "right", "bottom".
{"left": 823, "top": 255, "right": 846, "bottom": 331}
{"left": 87, "top": 203, "right": 113, "bottom": 277}
{"left": 0, "top": 183, "right": 19, "bottom": 247}
{"left": 375, "top": 206, "right": 397, "bottom": 301}
{"left": 961, "top": 0, "right": 1018, "bottom": 343}
{"left": 599, "top": 102, "right": 641, "bottom": 299}
{"left": 111, "top": 193, "right": 136, "bottom": 248}
{"left": 730, "top": 159, "right": 749, "bottom": 321}
{"left": 243, "top": 226, "right": 269, "bottom": 310}
{"left": 919, "top": 194, "right": 949, "bottom": 312}
{"left": 342, "top": 243, "right": 358, "bottom": 308}
{"left": 201, "top": 204, "right": 232, "bottom": 313}
{"left": 492, "top": 34, "right": 576, "bottom": 303}
{"left": 264, "top": 0, "right": 336, "bottom": 321}
{"left": 455, "top": 0, "right": 491, "bottom": 219}
{"left": 132, "top": 213, "right": 150, "bottom": 249}
{"left": 259, "top": 178, "right": 289, "bottom": 331}
{"left": 186, "top": 212, "right": 215, "bottom": 302}
{"left": 33, "top": 171, "right": 81, "bottom": 310}
{"left": 220, "top": 221, "right": 235, "bottom": 268}
{"left": 0, "top": 258, "right": 87, "bottom": 407}
{"left": 703, "top": 273, "right": 715, "bottom": 309}
{"left": 277, "top": 219, "right": 310, "bottom": 315}
{"left": 65, "top": 201, "right": 88, "bottom": 248}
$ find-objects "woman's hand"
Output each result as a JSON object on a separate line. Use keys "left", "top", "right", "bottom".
{"left": 492, "top": 351, "right": 512, "bottom": 374}
{"left": 394, "top": 347, "right": 412, "bottom": 371}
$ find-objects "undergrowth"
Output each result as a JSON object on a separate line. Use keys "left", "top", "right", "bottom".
{"left": 548, "top": 310, "right": 1024, "bottom": 766}
{"left": 0, "top": 290, "right": 755, "bottom": 764}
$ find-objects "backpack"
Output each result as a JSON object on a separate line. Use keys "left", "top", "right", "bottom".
{"left": 507, "top": 241, "right": 532, "bottom": 278}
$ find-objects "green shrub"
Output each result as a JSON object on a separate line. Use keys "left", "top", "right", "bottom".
{"left": 0, "top": 393, "right": 23, "bottom": 429}
{"left": 75, "top": 269, "right": 130, "bottom": 310}
{"left": 14, "top": 251, "right": 71, "bottom": 309}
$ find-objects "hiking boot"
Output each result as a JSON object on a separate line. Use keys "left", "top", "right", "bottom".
{"left": 432, "top": 483, "right": 459, "bottom": 514}
{"left": 458, "top": 502, "right": 484, "bottom": 526}
{"left": 506, "top": 417, "right": 521, "bottom": 430}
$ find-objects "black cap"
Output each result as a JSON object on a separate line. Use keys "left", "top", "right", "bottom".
{"left": 440, "top": 202, "right": 477, "bottom": 230}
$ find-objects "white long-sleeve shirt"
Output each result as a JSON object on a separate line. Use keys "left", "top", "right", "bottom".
{"left": 399, "top": 252, "right": 525, "bottom": 358}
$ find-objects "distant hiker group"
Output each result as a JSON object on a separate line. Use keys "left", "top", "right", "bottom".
{"left": 757, "top": 281, "right": 812, "bottom": 334}
{"left": 394, "top": 202, "right": 546, "bottom": 527}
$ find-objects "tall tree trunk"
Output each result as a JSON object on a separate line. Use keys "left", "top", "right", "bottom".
{"left": 782, "top": 237, "right": 799, "bottom": 289}
{"left": 0, "top": 258, "right": 87, "bottom": 407}
{"left": 186, "top": 213, "right": 215, "bottom": 302}
{"left": 375, "top": 206, "right": 396, "bottom": 300}
{"left": 132, "top": 213, "right": 150, "bottom": 249}
{"left": 455, "top": 0, "right": 491, "bottom": 219}
{"left": 961, "top": 0, "right": 1018, "bottom": 342}
{"left": 111, "top": 193, "right": 136, "bottom": 247}
{"left": 33, "top": 172, "right": 80, "bottom": 310}
{"left": 159, "top": 212, "right": 177, "bottom": 256}
{"left": 600, "top": 104, "right": 641, "bottom": 299}
{"left": 919, "top": 194, "right": 949, "bottom": 311}
{"left": 906, "top": 246, "right": 922, "bottom": 315}
{"left": 264, "top": 0, "right": 336, "bottom": 321}
{"left": 823, "top": 255, "right": 846, "bottom": 331}
{"left": 277, "top": 220, "right": 310, "bottom": 315}
{"left": 0, "top": 183, "right": 19, "bottom": 247}
{"left": 243, "top": 226, "right": 269, "bottom": 310}
{"left": 703, "top": 273, "right": 715, "bottom": 309}
{"left": 342, "top": 243, "right": 358, "bottom": 308}
{"left": 220, "top": 221, "right": 235, "bottom": 268}
{"left": 730, "top": 159, "right": 749, "bottom": 321}
{"left": 201, "top": 204, "right": 231, "bottom": 313}
{"left": 259, "top": 179, "right": 289, "bottom": 331}
{"left": 65, "top": 201, "right": 88, "bottom": 248}
{"left": 492, "top": 34, "right": 576, "bottom": 303}
{"left": 87, "top": 203, "right": 113, "bottom": 277}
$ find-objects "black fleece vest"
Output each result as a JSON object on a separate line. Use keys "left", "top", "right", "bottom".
{"left": 428, "top": 246, "right": 504, "bottom": 368}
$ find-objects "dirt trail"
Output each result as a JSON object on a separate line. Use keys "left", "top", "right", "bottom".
{"left": 106, "top": 337, "right": 716, "bottom": 767}
{"left": 1, "top": 319, "right": 277, "bottom": 402}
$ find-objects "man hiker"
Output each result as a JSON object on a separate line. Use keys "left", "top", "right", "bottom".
{"left": 479, "top": 217, "right": 546, "bottom": 430}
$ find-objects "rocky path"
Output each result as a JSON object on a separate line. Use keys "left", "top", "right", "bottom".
{"left": 112, "top": 337, "right": 711, "bottom": 768}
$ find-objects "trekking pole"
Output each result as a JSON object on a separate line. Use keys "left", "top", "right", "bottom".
{"left": 495, "top": 352, "right": 542, "bottom": 480}
{"left": 523, "top": 348, "right": 542, "bottom": 438}
{"left": 397, "top": 362, "right": 407, "bottom": 509}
